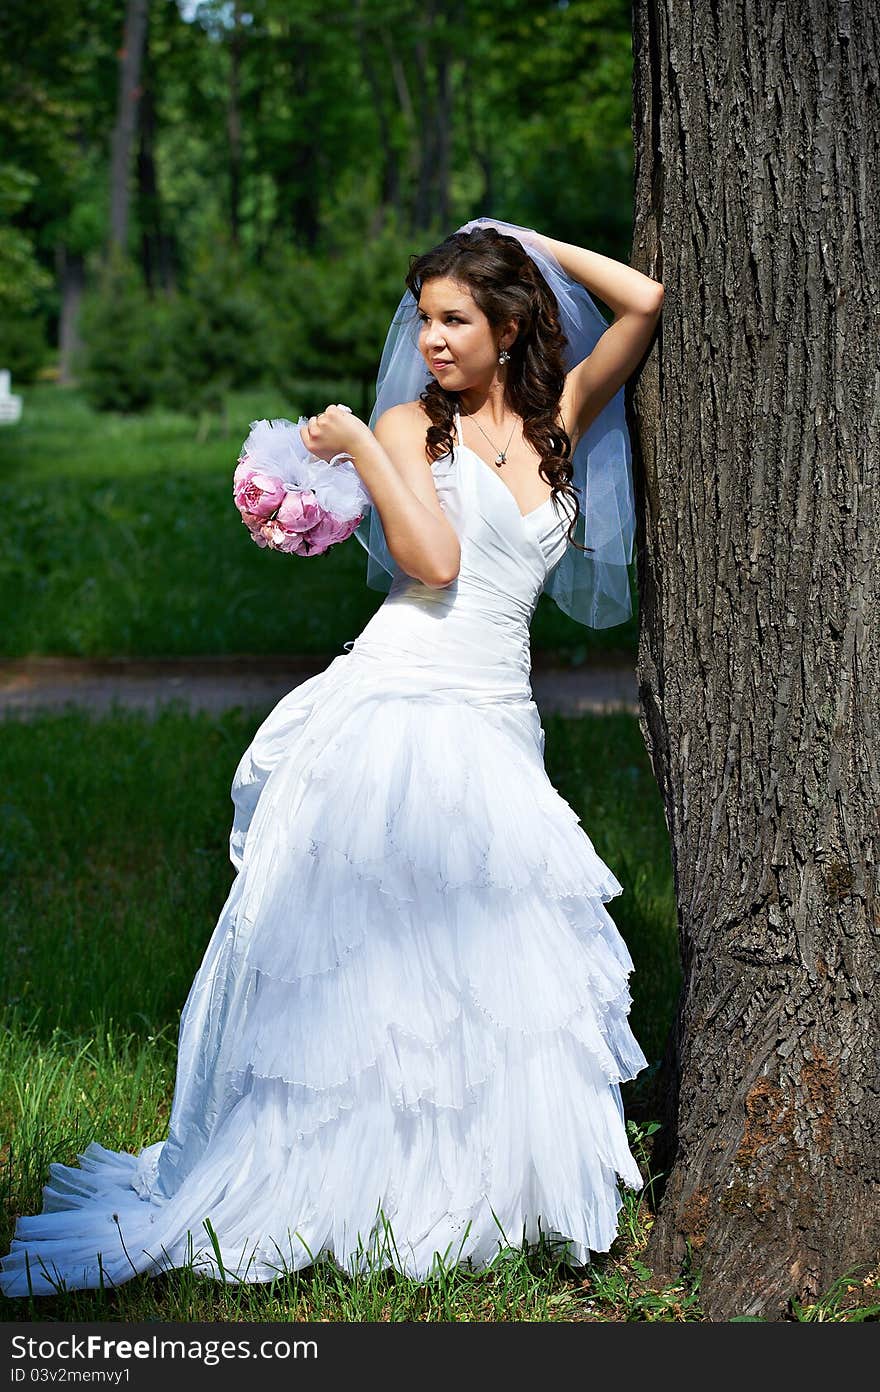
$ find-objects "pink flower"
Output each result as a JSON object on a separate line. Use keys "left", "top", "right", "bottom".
{"left": 233, "top": 461, "right": 286, "bottom": 519}
{"left": 265, "top": 520, "right": 311, "bottom": 554}
{"left": 257, "top": 519, "right": 287, "bottom": 550}
{"left": 335, "top": 512, "right": 363, "bottom": 542}
{"left": 300, "top": 508, "right": 361, "bottom": 555}
{"left": 276, "top": 488, "right": 323, "bottom": 533}
{"left": 236, "top": 462, "right": 365, "bottom": 556}
{"left": 248, "top": 489, "right": 321, "bottom": 554}
{"left": 239, "top": 511, "right": 269, "bottom": 547}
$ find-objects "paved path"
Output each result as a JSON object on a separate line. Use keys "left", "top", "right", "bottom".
{"left": 0, "top": 654, "right": 639, "bottom": 721}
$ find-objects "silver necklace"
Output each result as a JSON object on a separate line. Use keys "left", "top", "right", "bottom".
{"left": 459, "top": 404, "right": 517, "bottom": 467}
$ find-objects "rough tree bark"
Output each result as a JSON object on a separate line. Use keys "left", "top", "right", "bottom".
{"left": 629, "top": 0, "right": 879, "bottom": 1320}
{"left": 109, "top": 0, "right": 150, "bottom": 255}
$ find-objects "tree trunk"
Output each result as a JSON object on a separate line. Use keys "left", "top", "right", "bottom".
{"left": 109, "top": 0, "right": 150, "bottom": 255}
{"left": 227, "top": 0, "right": 245, "bottom": 249}
{"left": 355, "top": 1, "right": 401, "bottom": 227}
{"left": 630, "top": 0, "right": 880, "bottom": 1320}
{"left": 432, "top": 51, "right": 451, "bottom": 230}
{"left": 136, "top": 28, "right": 175, "bottom": 293}
{"left": 282, "top": 30, "right": 320, "bottom": 251}
{"left": 414, "top": 10, "right": 437, "bottom": 232}
{"left": 462, "top": 64, "right": 493, "bottom": 212}
{"left": 413, "top": 2, "right": 452, "bottom": 232}
{"left": 381, "top": 30, "right": 418, "bottom": 228}
{"left": 56, "top": 244, "right": 85, "bottom": 386}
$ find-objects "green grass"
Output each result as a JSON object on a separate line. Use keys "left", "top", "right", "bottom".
{"left": 0, "top": 384, "right": 639, "bottom": 661}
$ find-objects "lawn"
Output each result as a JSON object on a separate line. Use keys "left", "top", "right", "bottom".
{"left": 0, "top": 384, "right": 639, "bottom": 662}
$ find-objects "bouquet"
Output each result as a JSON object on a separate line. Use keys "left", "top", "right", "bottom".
{"left": 233, "top": 410, "right": 371, "bottom": 556}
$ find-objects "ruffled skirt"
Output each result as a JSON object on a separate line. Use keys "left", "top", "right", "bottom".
{"left": 0, "top": 651, "right": 648, "bottom": 1297}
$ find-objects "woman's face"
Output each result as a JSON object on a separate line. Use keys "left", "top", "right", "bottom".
{"left": 417, "top": 277, "right": 510, "bottom": 390}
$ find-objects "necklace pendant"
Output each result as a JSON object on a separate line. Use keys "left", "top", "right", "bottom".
{"left": 495, "top": 452, "right": 505, "bottom": 466}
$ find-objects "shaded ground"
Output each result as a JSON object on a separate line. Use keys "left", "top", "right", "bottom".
{"left": 0, "top": 653, "right": 638, "bottom": 721}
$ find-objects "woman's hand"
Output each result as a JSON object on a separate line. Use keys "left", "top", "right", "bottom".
{"left": 300, "top": 405, "right": 372, "bottom": 461}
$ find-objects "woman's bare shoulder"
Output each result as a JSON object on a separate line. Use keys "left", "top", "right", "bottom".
{"left": 374, "top": 399, "right": 434, "bottom": 463}
{"left": 373, "top": 399, "right": 431, "bottom": 427}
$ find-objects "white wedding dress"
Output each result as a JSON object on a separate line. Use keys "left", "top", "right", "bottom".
{"left": 0, "top": 405, "right": 648, "bottom": 1297}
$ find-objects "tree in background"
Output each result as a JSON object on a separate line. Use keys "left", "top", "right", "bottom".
{"left": 136, "top": 2, "right": 178, "bottom": 292}
{"left": 0, "top": 0, "right": 119, "bottom": 383}
{"left": 2, "top": 0, "right": 636, "bottom": 396}
{"left": 0, "top": 167, "right": 53, "bottom": 381}
{"left": 109, "top": 0, "right": 151, "bottom": 256}
{"left": 630, "top": 0, "right": 879, "bottom": 1320}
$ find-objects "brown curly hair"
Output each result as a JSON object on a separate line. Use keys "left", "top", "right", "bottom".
{"left": 404, "top": 224, "right": 589, "bottom": 552}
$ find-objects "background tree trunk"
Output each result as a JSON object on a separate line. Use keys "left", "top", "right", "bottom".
{"left": 56, "top": 244, "right": 85, "bottom": 386}
{"left": 136, "top": 26, "right": 175, "bottom": 293}
{"left": 630, "top": 0, "right": 880, "bottom": 1320}
{"left": 109, "top": 0, "right": 150, "bottom": 255}
{"left": 412, "top": 2, "right": 453, "bottom": 233}
{"left": 354, "top": 1, "right": 402, "bottom": 231}
{"left": 282, "top": 30, "right": 320, "bottom": 252}
{"left": 227, "top": 0, "right": 245, "bottom": 250}
{"left": 462, "top": 65, "right": 494, "bottom": 212}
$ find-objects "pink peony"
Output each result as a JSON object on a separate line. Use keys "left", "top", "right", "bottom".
{"left": 276, "top": 488, "right": 323, "bottom": 533}
{"left": 235, "top": 460, "right": 365, "bottom": 557}
{"left": 299, "top": 508, "right": 361, "bottom": 555}
{"left": 257, "top": 518, "right": 289, "bottom": 551}
{"left": 264, "top": 520, "right": 312, "bottom": 554}
{"left": 233, "top": 461, "right": 286, "bottom": 519}
{"left": 335, "top": 512, "right": 364, "bottom": 542}
{"left": 249, "top": 489, "right": 322, "bottom": 554}
{"left": 239, "top": 511, "right": 268, "bottom": 547}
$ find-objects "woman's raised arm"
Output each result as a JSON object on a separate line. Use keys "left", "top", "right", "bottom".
{"left": 530, "top": 232, "right": 664, "bottom": 441}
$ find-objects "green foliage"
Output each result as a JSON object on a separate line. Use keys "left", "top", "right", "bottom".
{"left": 789, "top": 1268, "right": 880, "bottom": 1322}
{"left": 0, "top": 311, "right": 49, "bottom": 383}
{"left": 0, "top": 0, "right": 118, "bottom": 309}
{"left": 76, "top": 238, "right": 278, "bottom": 422}
{"left": 455, "top": 0, "right": 634, "bottom": 249}
{"left": 161, "top": 236, "right": 274, "bottom": 419}
{"left": 2, "top": 0, "right": 639, "bottom": 393}
{"left": 74, "top": 217, "right": 410, "bottom": 419}
{"left": 77, "top": 251, "right": 174, "bottom": 413}
{"left": 0, "top": 167, "right": 53, "bottom": 318}
{"left": 262, "top": 215, "right": 417, "bottom": 419}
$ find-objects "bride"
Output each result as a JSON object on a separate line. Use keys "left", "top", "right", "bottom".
{"left": 0, "top": 217, "right": 663, "bottom": 1297}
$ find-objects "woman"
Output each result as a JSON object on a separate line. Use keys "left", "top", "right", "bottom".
{"left": 0, "top": 220, "right": 663, "bottom": 1296}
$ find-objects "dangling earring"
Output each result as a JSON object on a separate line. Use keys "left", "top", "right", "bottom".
{"left": 498, "top": 347, "right": 510, "bottom": 364}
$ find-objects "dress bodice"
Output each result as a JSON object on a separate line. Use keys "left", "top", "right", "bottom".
{"left": 345, "top": 406, "right": 571, "bottom": 700}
